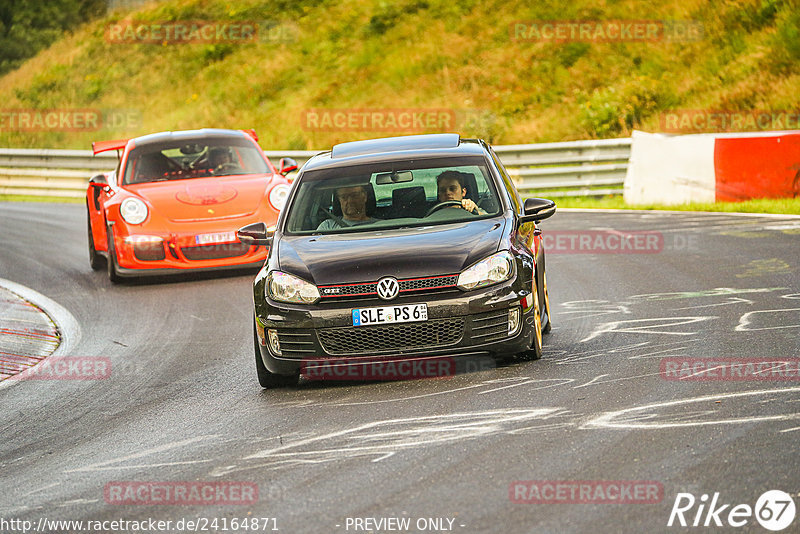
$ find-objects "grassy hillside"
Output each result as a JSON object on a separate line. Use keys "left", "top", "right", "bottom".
{"left": 0, "top": 0, "right": 797, "bottom": 150}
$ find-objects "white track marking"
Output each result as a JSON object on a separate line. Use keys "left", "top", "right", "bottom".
{"left": 581, "top": 316, "right": 716, "bottom": 342}
{"left": 64, "top": 435, "right": 219, "bottom": 473}
{"left": 673, "top": 297, "right": 753, "bottom": 310}
{"left": 584, "top": 387, "right": 800, "bottom": 430}
{"left": 735, "top": 308, "right": 800, "bottom": 331}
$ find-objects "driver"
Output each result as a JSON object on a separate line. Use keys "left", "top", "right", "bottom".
{"left": 317, "top": 185, "right": 378, "bottom": 230}
{"left": 436, "top": 171, "right": 485, "bottom": 215}
{"left": 209, "top": 147, "right": 235, "bottom": 173}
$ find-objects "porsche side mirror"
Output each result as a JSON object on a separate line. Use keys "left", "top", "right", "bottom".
{"left": 278, "top": 158, "right": 298, "bottom": 176}
{"left": 519, "top": 198, "right": 556, "bottom": 223}
{"left": 238, "top": 222, "right": 274, "bottom": 246}
{"left": 89, "top": 173, "right": 108, "bottom": 185}
{"left": 88, "top": 173, "right": 110, "bottom": 191}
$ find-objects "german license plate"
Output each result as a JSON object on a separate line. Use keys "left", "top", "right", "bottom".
{"left": 352, "top": 304, "right": 428, "bottom": 326}
{"left": 195, "top": 231, "right": 236, "bottom": 245}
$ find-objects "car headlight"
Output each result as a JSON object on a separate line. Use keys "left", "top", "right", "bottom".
{"left": 267, "top": 271, "right": 320, "bottom": 304}
{"left": 457, "top": 251, "right": 514, "bottom": 291}
{"left": 120, "top": 198, "right": 148, "bottom": 225}
{"left": 268, "top": 184, "right": 291, "bottom": 211}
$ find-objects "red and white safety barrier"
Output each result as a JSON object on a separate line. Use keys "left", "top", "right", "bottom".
{"left": 624, "top": 129, "right": 800, "bottom": 204}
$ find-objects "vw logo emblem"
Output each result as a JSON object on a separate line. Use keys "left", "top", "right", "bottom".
{"left": 376, "top": 277, "right": 400, "bottom": 300}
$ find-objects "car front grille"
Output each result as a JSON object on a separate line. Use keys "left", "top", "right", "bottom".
{"left": 317, "top": 317, "right": 465, "bottom": 355}
{"left": 469, "top": 309, "right": 510, "bottom": 343}
{"left": 133, "top": 242, "right": 166, "bottom": 261}
{"left": 276, "top": 330, "right": 316, "bottom": 358}
{"left": 181, "top": 243, "right": 251, "bottom": 261}
{"left": 318, "top": 274, "right": 459, "bottom": 300}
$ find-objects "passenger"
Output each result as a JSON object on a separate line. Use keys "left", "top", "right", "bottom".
{"left": 317, "top": 185, "right": 378, "bottom": 230}
{"left": 436, "top": 171, "right": 485, "bottom": 215}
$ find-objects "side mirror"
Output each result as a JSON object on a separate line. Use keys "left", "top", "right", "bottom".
{"left": 88, "top": 173, "right": 110, "bottom": 193}
{"left": 89, "top": 173, "right": 109, "bottom": 186}
{"left": 237, "top": 222, "right": 274, "bottom": 246}
{"left": 278, "top": 158, "right": 298, "bottom": 176}
{"left": 520, "top": 198, "right": 556, "bottom": 223}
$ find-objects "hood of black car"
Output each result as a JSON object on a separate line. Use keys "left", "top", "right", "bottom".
{"left": 277, "top": 219, "right": 507, "bottom": 285}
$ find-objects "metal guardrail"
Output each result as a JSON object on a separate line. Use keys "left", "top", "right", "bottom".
{"left": 0, "top": 139, "right": 630, "bottom": 199}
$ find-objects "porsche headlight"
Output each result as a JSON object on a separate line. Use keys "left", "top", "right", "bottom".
{"left": 120, "top": 198, "right": 148, "bottom": 225}
{"left": 268, "top": 184, "right": 291, "bottom": 211}
{"left": 457, "top": 251, "right": 514, "bottom": 291}
{"left": 267, "top": 271, "right": 320, "bottom": 304}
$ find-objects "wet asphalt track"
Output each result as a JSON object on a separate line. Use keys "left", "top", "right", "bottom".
{"left": 0, "top": 202, "right": 799, "bottom": 533}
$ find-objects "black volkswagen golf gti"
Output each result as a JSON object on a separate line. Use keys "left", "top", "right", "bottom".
{"left": 238, "top": 134, "right": 556, "bottom": 388}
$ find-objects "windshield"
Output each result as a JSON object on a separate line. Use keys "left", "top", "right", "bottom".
{"left": 122, "top": 137, "right": 269, "bottom": 184}
{"left": 285, "top": 156, "right": 502, "bottom": 235}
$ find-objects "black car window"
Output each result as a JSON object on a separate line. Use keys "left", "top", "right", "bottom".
{"left": 488, "top": 146, "right": 522, "bottom": 214}
{"left": 285, "top": 156, "right": 502, "bottom": 235}
{"left": 122, "top": 138, "right": 268, "bottom": 184}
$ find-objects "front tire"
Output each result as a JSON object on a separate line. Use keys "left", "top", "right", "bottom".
{"left": 518, "top": 278, "right": 543, "bottom": 361}
{"left": 106, "top": 226, "right": 122, "bottom": 284}
{"left": 87, "top": 210, "right": 105, "bottom": 271}
{"left": 254, "top": 325, "right": 298, "bottom": 388}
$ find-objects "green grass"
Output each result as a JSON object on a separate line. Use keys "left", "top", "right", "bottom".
{"left": 552, "top": 195, "right": 800, "bottom": 214}
{"left": 0, "top": 194, "right": 83, "bottom": 203}
{"left": 0, "top": 0, "right": 797, "bottom": 150}
{"left": 1, "top": 1, "right": 798, "bottom": 215}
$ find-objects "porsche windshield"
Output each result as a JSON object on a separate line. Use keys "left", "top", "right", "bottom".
{"left": 285, "top": 157, "right": 502, "bottom": 235}
{"left": 122, "top": 138, "right": 269, "bottom": 184}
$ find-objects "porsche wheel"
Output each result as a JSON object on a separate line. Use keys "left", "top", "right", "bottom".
{"left": 106, "top": 227, "right": 122, "bottom": 284}
{"left": 87, "top": 211, "right": 105, "bottom": 271}
{"left": 518, "top": 278, "right": 543, "bottom": 361}
{"left": 254, "top": 325, "right": 298, "bottom": 388}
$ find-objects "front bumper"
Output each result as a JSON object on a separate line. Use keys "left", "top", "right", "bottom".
{"left": 254, "top": 279, "right": 535, "bottom": 376}
{"left": 110, "top": 223, "right": 268, "bottom": 272}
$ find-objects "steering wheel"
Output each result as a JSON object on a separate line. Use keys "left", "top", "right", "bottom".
{"left": 215, "top": 162, "right": 241, "bottom": 175}
{"left": 425, "top": 200, "right": 464, "bottom": 217}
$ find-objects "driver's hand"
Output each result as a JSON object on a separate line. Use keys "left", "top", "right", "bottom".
{"left": 461, "top": 199, "right": 479, "bottom": 213}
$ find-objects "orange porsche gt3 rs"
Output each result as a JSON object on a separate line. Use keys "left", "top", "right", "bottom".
{"left": 86, "top": 128, "right": 297, "bottom": 282}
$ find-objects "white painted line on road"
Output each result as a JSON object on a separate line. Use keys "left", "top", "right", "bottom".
{"left": 64, "top": 434, "right": 219, "bottom": 473}
{"left": 584, "top": 386, "right": 800, "bottom": 430}
{"left": 673, "top": 297, "right": 753, "bottom": 310}
{"left": 580, "top": 316, "right": 716, "bottom": 342}
{"left": 573, "top": 374, "right": 609, "bottom": 389}
{"left": 735, "top": 308, "right": 800, "bottom": 331}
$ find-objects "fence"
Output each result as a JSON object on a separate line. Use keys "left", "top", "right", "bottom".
{"left": 0, "top": 138, "right": 630, "bottom": 199}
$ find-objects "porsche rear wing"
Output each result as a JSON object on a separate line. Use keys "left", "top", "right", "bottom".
{"left": 92, "top": 138, "right": 129, "bottom": 155}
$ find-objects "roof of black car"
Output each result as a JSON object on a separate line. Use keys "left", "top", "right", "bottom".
{"left": 303, "top": 134, "right": 488, "bottom": 171}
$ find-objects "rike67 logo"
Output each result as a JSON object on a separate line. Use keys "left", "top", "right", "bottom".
{"left": 668, "top": 490, "right": 796, "bottom": 531}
